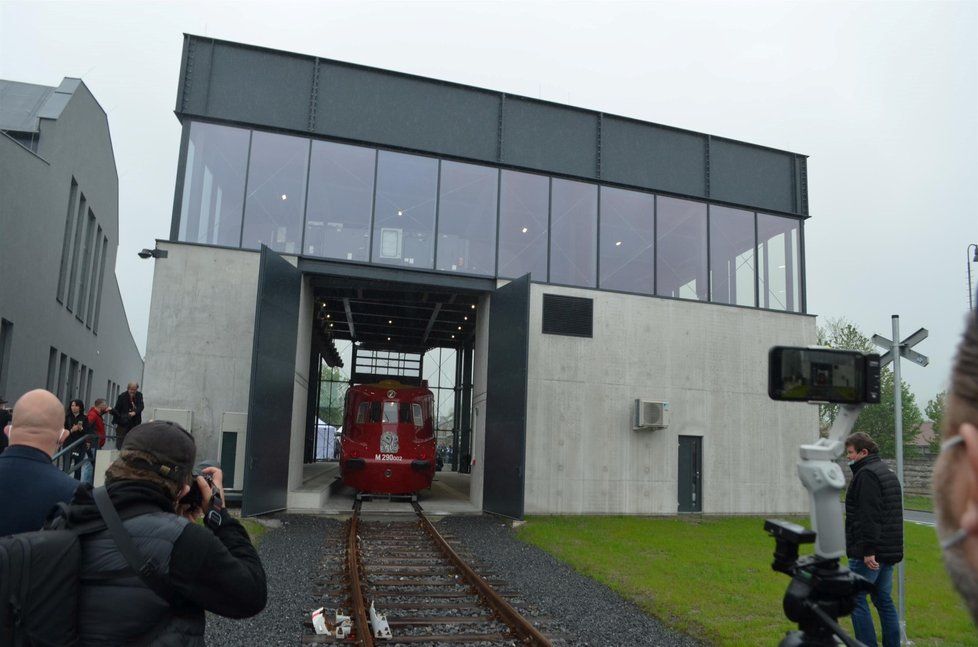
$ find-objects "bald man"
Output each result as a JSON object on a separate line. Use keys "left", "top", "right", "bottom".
{"left": 0, "top": 389, "right": 80, "bottom": 535}
{"left": 934, "top": 310, "right": 978, "bottom": 625}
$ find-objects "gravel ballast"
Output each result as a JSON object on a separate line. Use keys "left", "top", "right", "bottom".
{"left": 205, "top": 513, "right": 712, "bottom": 646}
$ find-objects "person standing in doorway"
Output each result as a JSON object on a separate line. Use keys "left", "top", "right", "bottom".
{"left": 112, "top": 383, "right": 144, "bottom": 450}
{"left": 845, "top": 431, "right": 904, "bottom": 647}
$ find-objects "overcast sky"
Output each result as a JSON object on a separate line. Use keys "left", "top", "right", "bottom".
{"left": 2, "top": 0, "right": 975, "bottom": 409}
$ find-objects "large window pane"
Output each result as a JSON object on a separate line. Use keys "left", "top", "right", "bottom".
{"left": 498, "top": 170, "right": 549, "bottom": 281}
{"left": 372, "top": 151, "right": 437, "bottom": 268}
{"left": 550, "top": 179, "right": 598, "bottom": 287}
{"left": 178, "top": 122, "right": 249, "bottom": 247}
{"left": 757, "top": 214, "right": 802, "bottom": 312}
{"left": 436, "top": 161, "right": 498, "bottom": 276}
{"left": 599, "top": 187, "right": 654, "bottom": 294}
{"left": 709, "top": 206, "right": 756, "bottom": 306}
{"left": 305, "top": 141, "right": 375, "bottom": 261}
{"left": 242, "top": 131, "right": 310, "bottom": 253}
{"left": 656, "top": 196, "right": 707, "bottom": 301}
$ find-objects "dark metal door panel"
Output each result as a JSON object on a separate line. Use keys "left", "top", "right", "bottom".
{"left": 242, "top": 246, "right": 301, "bottom": 516}
{"left": 678, "top": 435, "right": 702, "bottom": 513}
{"left": 483, "top": 274, "right": 530, "bottom": 519}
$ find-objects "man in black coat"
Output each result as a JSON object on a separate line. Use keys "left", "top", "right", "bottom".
{"left": 845, "top": 432, "right": 903, "bottom": 647}
{"left": 112, "top": 383, "right": 144, "bottom": 449}
{"left": 58, "top": 420, "right": 266, "bottom": 645}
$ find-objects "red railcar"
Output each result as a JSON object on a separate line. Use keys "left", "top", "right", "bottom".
{"left": 339, "top": 380, "right": 437, "bottom": 494}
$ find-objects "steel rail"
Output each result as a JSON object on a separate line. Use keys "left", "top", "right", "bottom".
{"left": 347, "top": 500, "right": 375, "bottom": 647}
{"left": 412, "top": 502, "right": 553, "bottom": 647}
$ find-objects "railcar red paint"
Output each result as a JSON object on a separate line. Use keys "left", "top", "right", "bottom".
{"left": 339, "top": 380, "right": 437, "bottom": 494}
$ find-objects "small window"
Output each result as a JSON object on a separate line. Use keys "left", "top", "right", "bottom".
{"left": 383, "top": 401, "right": 399, "bottom": 423}
{"left": 542, "top": 294, "right": 593, "bottom": 338}
{"left": 412, "top": 403, "right": 423, "bottom": 427}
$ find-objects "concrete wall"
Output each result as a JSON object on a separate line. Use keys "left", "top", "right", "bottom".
{"left": 523, "top": 284, "right": 818, "bottom": 515}
{"left": 0, "top": 79, "right": 142, "bottom": 406}
{"left": 468, "top": 293, "right": 492, "bottom": 508}
{"left": 142, "top": 242, "right": 261, "bottom": 459}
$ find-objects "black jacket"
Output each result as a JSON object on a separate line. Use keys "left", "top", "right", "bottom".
{"left": 112, "top": 391, "right": 144, "bottom": 430}
{"left": 60, "top": 481, "right": 267, "bottom": 646}
{"left": 845, "top": 453, "right": 904, "bottom": 563}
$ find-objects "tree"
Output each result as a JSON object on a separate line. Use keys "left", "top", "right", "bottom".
{"left": 815, "top": 317, "right": 923, "bottom": 457}
{"left": 924, "top": 390, "right": 947, "bottom": 454}
{"left": 318, "top": 365, "right": 349, "bottom": 426}
{"left": 851, "top": 369, "right": 923, "bottom": 458}
{"left": 817, "top": 318, "right": 874, "bottom": 432}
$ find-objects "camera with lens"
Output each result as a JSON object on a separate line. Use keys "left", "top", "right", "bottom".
{"left": 179, "top": 460, "right": 220, "bottom": 511}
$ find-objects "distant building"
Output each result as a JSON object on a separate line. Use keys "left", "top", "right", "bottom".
{"left": 144, "top": 36, "right": 817, "bottom": 517}
{"left": 0, "top": 78, "right": 143, "bottom": 409}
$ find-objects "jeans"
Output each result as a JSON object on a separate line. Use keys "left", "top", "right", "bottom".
{"left": 849, "top": 558, "right": 900, "bottom": 647}
{"left": 80, "top": 447, "right": 96, "bottom": 486}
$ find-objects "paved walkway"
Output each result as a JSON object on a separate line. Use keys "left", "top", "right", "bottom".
{"left": 904, "top": 507, "right": 935, "bottom": 527}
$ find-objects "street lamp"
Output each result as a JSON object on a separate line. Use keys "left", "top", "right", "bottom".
{"left": 969, "top": 244, "right": 978, "bottom": 312}
{"left": 137, "top": 248, "right": 168, "bottom": 259}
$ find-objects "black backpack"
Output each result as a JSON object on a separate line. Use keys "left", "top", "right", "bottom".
{"left": 0, "top": 488, "right": 176, "bottom": 647}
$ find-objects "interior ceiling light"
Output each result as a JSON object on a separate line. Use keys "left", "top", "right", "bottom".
{"left": 397, "top": 210, "right": 403, "bottom": 216}
{"left": 281, "top": 194, "right": 287, "bottom": 200}
{"left": 521, "top": 227, "right": 528, "bottom": 233}
{"left": 616, "top": 241, "right": 622, "bottom": 246}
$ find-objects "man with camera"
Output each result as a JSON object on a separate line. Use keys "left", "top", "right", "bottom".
{"left": 933, "top": 310, "right": 978, "bottom": 626}
{"left": 844, "top": 431, "right": 903, "bottom": 647}
{"left": 56, "top": 420, "right": 267, "bottom": 645}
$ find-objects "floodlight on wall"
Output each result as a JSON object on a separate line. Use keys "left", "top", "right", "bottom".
{"left": 137, "top": 248, "right": 168, "bottom": 259}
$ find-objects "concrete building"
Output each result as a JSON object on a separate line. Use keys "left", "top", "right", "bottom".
{"left": 0, "top": 77, "right": 143, "bottom": 411}
{"left": 144, "top": 35, "right": 817, "bottom": 518}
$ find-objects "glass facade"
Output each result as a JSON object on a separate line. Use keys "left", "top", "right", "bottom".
{"left": 175, "top": 120, "right": 806, "bottom": 312}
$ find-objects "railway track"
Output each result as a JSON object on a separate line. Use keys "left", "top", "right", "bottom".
{"left": 304, "top": 500, "right": 562, "bottom": 646}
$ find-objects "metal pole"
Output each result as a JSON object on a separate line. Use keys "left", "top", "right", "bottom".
{"left": 969, "top": 244, "right": 976, "bottom": 312}
{"left": 891, "top": 315, "right": 908, "bottom": 644}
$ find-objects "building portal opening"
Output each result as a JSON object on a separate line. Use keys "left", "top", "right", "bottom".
{"left": 300, "top": 274, "right": 481, "bottom": 510}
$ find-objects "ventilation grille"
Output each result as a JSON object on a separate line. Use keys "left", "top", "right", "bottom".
{"left": 542, "top": 294, "right": 593, "bottom": 338}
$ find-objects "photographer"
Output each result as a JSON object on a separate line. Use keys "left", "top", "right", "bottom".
{"left": 56, "top": 420, "right": 267, "bottom": 645}
{"left": 933, "top": 310, "right": 978, "bottom": 625}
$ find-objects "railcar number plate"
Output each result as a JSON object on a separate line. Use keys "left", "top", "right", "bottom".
{"left": 375, "top": 453, "right": 399, "bottom": 461}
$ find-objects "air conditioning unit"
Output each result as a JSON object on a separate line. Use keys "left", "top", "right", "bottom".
{"left": 634, "top": 399, "right": 669, "bottom": 430}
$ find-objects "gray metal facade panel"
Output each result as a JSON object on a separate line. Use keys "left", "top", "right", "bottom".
{"left": 501, "top": 98, "right": 598, "bottom": 178}
{"left": 316, "top": 63, "right": 500, "bottom": 160}
{"left": 242, "top": 246, "right": 300, "bottom": 516}
{"left": 205, "top": 44, "right": 315, "bottom": 132}
{"left": 601, "top": 117, "right": 708, "bottom": 197}
{"left": 709, "top": 139, "right": 798, "bottom": 214}
{"left": 483, "top": 274, "right": 530, "bottom": 519}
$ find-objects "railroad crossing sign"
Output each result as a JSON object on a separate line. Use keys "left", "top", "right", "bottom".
{"left": 871, "top": 315, "right": 927, "bottom": 643}
{"left": 872, "top": 326, "right": 929, "bottom": 367}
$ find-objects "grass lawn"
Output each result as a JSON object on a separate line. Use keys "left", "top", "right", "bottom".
{"left": 516, "top": 516, "right": 973, "bottom": 647}
{"left": 905, "top": 494, "right": 934, "bottom": 512}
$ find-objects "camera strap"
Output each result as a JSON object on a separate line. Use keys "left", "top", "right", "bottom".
{"left": 92, "top": 486, "right": 178, "bottom": 604}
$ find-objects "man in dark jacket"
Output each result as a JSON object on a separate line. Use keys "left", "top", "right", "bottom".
{"left": 111, "top": 383, "right": 144, "bottom": 449}
{"left": 0, "top": 389, "right": 79, "bottom": 535}
{"left": 845, "top": 432, "right": 903, "bottom": 647}
{"left": 59, "top": 420, "right": 266, "bottom": 645}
